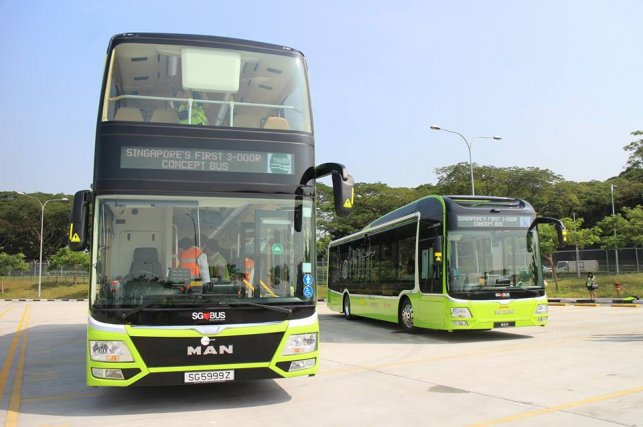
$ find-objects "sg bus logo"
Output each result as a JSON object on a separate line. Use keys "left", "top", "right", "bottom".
{"left": 192, "top": 311, "right": 226, "bottom": 322}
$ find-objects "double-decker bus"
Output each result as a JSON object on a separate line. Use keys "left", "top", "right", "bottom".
{"left": 68, "top": 33, "right": 353, "bottom": 386}
{"left": 327, "top": 195, "right": 566, "bottom": 332}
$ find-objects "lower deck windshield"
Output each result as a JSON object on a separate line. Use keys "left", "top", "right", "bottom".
{"left": 91, "top": 195, "right": 314, "bottom": 309}
{"left": 447, "top": 228, "right": 543, "bottom": 295}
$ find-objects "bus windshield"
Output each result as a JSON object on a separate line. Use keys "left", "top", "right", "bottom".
{"left": 102, "top": 42, "right": 312, "bottom": 132}
{"left": 447, "top": 228, "right": 541, "bottom": 294}
{"left": 91, "top": 195, "right": 314, "bottom": 309}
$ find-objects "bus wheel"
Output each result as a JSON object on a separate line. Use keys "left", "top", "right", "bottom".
{"left": 343, "top": 294, "right": 354, "bottom": 320}
{"left": 399, "top": 298, "right": 416, "bottom": 333}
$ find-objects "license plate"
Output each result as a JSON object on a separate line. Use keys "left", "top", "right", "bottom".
{"left": 494, "top": 321, "right": 516, "bottom": 328}
{"left": 184, "top": 370, "right": 234, "bottom": 384}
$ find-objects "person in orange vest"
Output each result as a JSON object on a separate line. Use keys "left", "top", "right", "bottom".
{"left": 178, "top": 236, "right": 210, "bottom": 284}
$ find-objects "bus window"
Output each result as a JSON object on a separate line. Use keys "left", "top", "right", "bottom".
{"left": 104, "top": 42, "right": 312, "bottom": 132}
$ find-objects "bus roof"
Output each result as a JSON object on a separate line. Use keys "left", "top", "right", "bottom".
{"left": 108, "top": 33, "right": 305, "bottom": 58}
{"left": 366, "top": 195, "right": 530, "bottom": 229}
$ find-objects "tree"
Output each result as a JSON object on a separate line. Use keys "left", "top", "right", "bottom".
{"left": 48, "top": 247, "right": 90, "bottom": 284}
{"left": 596, "top": 214, "right": 629, "bottom": 250}
{"left": 433, "top": 164, "right": 567, "bottom": 217}
{"left": 48, "top": 247, "right": 90, "bottom": 272}
{"left": 561, "top": 217, "right": 601, "bottom": 250}
{"left": 537, "top": 224, "right": 562, "bottom": 291}
{"left": 596, "top": 205, "right": 643, "bottom": 248}
{"left": 619, "top": 130, "right": 643, "bottom": 183}
{"left": 0, "top": 192, "right": 71, "bottom": 260}
{"left": 434, "top": 162, "right": 475, "bottom": 195}
{"left": 546, "top": 181, "right": 582, "bottom": 219}
{"left": 555, "top": 217, "right": 601, "bottom": 280}
{"left": 624, "top": 130, "right": 643, "bottom": 170}
{"left": 621, "top": 206, "right": 643, "bottom": 247}
{"left": 0, "top": 252, "right": 29, "bottom": 275}
{"left": 315, "top": 182, "right": 422, "bottom": 259}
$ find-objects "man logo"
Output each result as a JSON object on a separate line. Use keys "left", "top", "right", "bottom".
{"left": 187, "top": 337, "right": 234, "bottom": 356}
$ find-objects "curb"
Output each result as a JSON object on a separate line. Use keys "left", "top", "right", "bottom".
{"left": 548, "top": 298, "right": 640, "bottom": 307}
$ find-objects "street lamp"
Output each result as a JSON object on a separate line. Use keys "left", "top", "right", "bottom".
{"left": 17, "top": 192, "right": 68, "bottom": 298}
{"left": 611, "top": 184, "right": 619, "bottom": 275}
{"left": 430, "top": 125, "right": 502, "bottom": 195}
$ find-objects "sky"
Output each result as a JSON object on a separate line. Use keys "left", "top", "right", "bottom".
{"left": 1, "top": 0, "right": 642, "bottom": 195}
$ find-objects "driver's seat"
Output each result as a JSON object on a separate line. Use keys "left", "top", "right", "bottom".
{"left": 130, "top": 247, "right": 162, "bottom": 278}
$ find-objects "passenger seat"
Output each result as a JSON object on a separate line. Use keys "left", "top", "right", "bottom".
{"left": 114, "top": 107, "right": 144, "bottom": 122}
{"left": 263, "top": 116, "right": 289, "bottom": 130}
{"left": 150, "top": 108, "right": 178, "bottom": 123}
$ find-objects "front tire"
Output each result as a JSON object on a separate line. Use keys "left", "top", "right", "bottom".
{"left": 399, "top": 298, "right": 416, "bottom": 333}
{"left": 343, "top": 294, "right": 354, "bottom": 320}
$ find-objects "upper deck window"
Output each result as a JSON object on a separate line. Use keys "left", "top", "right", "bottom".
{"left": 102, "top": 42, "right": 312, "bottom": 132}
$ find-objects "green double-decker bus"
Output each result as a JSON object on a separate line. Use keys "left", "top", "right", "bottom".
{"left": 327, "top": 195, "right": 565, "bottom": 332}
{"left": 68, "top": 33, "right": 353, "bottom": 386}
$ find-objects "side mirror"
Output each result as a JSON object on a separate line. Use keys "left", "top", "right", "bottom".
{"left": 528, "top": 216, "right": 568, "bottom": 248}
{"left": 301, "top": 162, "right": 355, "bottom": 218}
{"left": 332, "top": 171, "right": 354, "bottom": 217}
{"left": 68, "top": 190, "right": 91, "bottom": 251}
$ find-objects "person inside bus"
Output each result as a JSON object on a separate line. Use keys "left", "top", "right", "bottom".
{"left": 178, "top": 236, "right": 211, "bottom": 286}
{"left": 205, "top": 238, "right": 230, "bottom": 283}
{"left": 176, "top": 90, "right": 209, "bottom": 125}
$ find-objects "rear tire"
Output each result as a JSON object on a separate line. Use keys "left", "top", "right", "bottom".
{"left": 399, "top": 298, "right": 416, "bottom": 333}
{"left": 343, "top": 294, "right": 354, "bottom": 320}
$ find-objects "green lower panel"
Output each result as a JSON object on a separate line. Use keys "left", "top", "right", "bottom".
{"left": 428, "top": 295, "right": 548, "bottom": 331}
{"left": 327, "top": 289, "right": 342, "bottom": 312}
{"left": 328, "top": 291, "right": 548, "bottom": 332}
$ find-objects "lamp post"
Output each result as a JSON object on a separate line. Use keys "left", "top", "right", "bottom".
{"left": 611, "top": 184, "right": 619, "bottom": 275}
{"left": 430, "top": 125, "right": 502, "bottom": 195}
{"left": 18, "top": 193, "right": 68, "bottom": 298}
{"left": 572, "top": 211, "right": 581, "bottom": 278}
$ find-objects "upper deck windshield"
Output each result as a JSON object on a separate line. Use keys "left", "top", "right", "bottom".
{"left": 91, "top": 195, "right": 314, "bottom": 311}
{"left": 101, "top": 42, "right": 312, "bottom": 132}
{"left": 447, "top": 228, "right": 543, "bottom": 295}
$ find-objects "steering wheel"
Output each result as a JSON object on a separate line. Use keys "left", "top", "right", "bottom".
{"left": 126, "top": 270, "right": 159, "bottom": 282}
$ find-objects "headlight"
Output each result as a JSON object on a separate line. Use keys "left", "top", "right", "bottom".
{"left": 450, "top": 307, "right": 472, "bottom": 318}
{"left": 92, "top": 368, "right": 125, "bottom": 379}
{"left": 535, "top": 304, "right": 548, "bottom": 314}
{"left": 288, "top": 358, "right": 316, "bottom": 372}
{"left": 282, "top": 333, "right": 317, "bottom": 355}
{"left": 89, "top": 340, "right": 134, "bottom": 362}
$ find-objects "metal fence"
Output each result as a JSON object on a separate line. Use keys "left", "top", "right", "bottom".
{"left": 552, "top": 246, "right": 641, "bottom": 275}
{"left": 4, "top": 261, "right": 89, "bottom": 278}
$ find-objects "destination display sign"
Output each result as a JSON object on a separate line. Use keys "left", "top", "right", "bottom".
{"left": 120, "top": 147, "right": 293, "bottom": 175}
{"left": 456, "top": 215, "right": 532, "bottom": 229}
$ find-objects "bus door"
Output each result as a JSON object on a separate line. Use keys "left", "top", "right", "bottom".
{"left": 254, "top": 211, "right": 297, "bottom": 298}
{"left": 417, "top": 222, "right": 446, "bottom": 329}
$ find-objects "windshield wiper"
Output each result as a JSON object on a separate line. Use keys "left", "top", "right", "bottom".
{"left": 119, "top": 301, "right": 169, "bottom": 321}
{"left": 221, "top": 301, "right": 293, "bottom": 316}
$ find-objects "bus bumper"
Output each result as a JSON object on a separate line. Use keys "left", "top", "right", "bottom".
{"left": 448, "top": 298, "right": 549, "bottom": 331}
{"left": 86, "top": 314, "right": 319, "bottom": 387}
